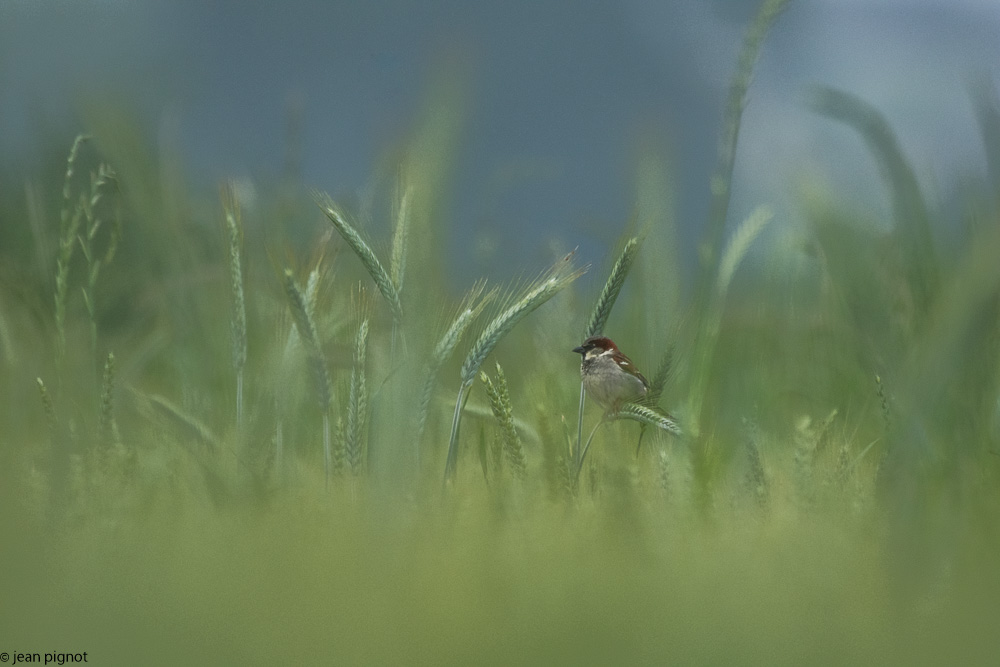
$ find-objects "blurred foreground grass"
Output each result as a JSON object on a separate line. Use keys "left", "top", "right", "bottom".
{"left": 3, "top": 3, "right": 1000, "bottom": 664}
{"left": 4, "top": 479, "right": 999, "bottom": 665}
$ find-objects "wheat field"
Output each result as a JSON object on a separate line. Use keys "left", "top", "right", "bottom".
{"left": 2, "top": 2, "right": 1000, "bottom": 664}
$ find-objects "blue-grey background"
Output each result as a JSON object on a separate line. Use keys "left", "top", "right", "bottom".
{"left": 2, "top": 0, "right": 998, "bottom": 279}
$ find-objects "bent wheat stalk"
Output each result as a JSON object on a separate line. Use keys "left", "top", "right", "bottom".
{"left": 576, "top": 403, "right": 681, "bottom": 481}
{"left": 314, "top": 192, "right": 403, "bottom": 328}
{"left": 444, "top": 251, "right": 585, "bottom": 483}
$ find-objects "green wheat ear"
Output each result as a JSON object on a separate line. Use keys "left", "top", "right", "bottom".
{"left": 481, "top": 363, "right": 525, "bottom": 481}
{"left": 282, "top": 268, "right": 332, "bottom": 413}
{"left": 715, "top": 205, "right": 773, "bottom": 299}
{"left": 575, "top": 402, "right": 681, "bottom": 482}
{"left": 610, "top": 403, "right": 682, "bottom": 435}
{"left": 390, "top": 182, "right": 413, "bottom": 293}
{"left": 135, "top": 390, "right": 218, "bottom": 452}
{"left": 444, "top": 251, "right": 586, "bottom": 483}
{"left": 584, "top": 236, "right": 641, "bottom": 340}
{"left": 221, "top": 183, "right": 247, "bottom": 435}
{"left": 99, "top": 352, "right": 121, "bottom": 448}
{"left": 346, "top": 316, "right": 370, "bottom": 477}
{"left": 414, "top": 280, "right": 492, "bottom": 460}
{"left": 54, "top": 135, "right": 89, "bottom": 364}
{"left": 282, "top": 267, "right": 334, "bottom": 485}
{"left": 460, "top": 251, "right": 586, "bottom": 387}
{"left": 36, "top": 377, "right": 56, "bottom": 436}
{"left": 78, "top": 162, "right": 120, "bottom": 369}
{"left": 314, "top": 192, "right": 403, "bottom": 327}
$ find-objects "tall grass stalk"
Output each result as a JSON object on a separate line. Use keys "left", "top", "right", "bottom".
{"left": 274, "top": 419, "right": 284, "bottom": 473}
{"left": 99, "top": 352, "right": 121, "bottom": 448}
{"left": 282, "top": 269, "right": 333, "bottom": 483}
{"left": 444, "top": 251, "right": 584, "bottom": 482}
{"left": 25, "top": 180, "right": 51, "bottom": 279}
{"left": 688, "top": 206, "right": 773, "bottom": 435}
{"left": 414, "top": 281, "right": 491, "bottom": 462}
{"left": 575, "top": 383, "right": 587, "bottom": 474}
{"left": 576, "top": 236, "right": 642, "bottom": 470}
{"left": 221, "top": 184, "right": 247, "bottom": 436}
{"left": 36, "top": 375, "right": 66, "bottom": 518}
{"left": 388, "top": 183, "right": 413, "bottom": 358}
{"left": 54, "top": 135, "right": 89, "bottom": 366}
{"left": 78, "top": 163, "right": 119, "bottom": 371}
{"left": 347, "top": 318, "right": 370, "bottom": 476}
{"left": 810, "top": 86, "right": 937, "bottom": 317}
{"left": 698, "top": 0, "right": 791, "bottom": 293}
{"left": 36, "top": 377, "right": 56, "bottom": 437}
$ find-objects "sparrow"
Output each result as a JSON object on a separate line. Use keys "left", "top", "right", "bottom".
{"left": 573, "top": 336, "right": 649, "bottom": 412}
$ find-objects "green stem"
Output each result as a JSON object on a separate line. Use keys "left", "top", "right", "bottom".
{"left": 443, "top": 381, "right": 472, "bottom": 484}
{"left": 575, "top": 417, "right": 607, "bottom": 483}
{"left": 575, "top": 384, "right": 586, "bottom": 472}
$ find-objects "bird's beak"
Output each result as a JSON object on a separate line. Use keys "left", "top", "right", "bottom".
{"left": 572, "top": 345, "right": 585, "bottom": 355}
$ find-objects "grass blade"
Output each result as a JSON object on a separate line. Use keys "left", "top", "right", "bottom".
{"left": 810, "top": 86, "right": 937, "bottom": 315}
{"left": 698, "top": 0, "right": 791, "bottom": 294}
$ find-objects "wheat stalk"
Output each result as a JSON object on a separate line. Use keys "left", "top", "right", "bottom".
{"left": 390, "top": 182, "right": 413, "bottom": 292}
{"left": 78, "top": 163, "right": 119, "bottom": 369}
{"left": 584, "top": 236, "right": 641, "bottom": 339}
{"left": 610, "top": 403, "right": 682, "bottom": 435}
{"left": 54, "top": 135, "right": 89, "bottom": 364}
{"left": 99, "top": 352, "right": 121, "bottom": 447}
{"left": 715, "top": 206, "right": 773, "bottom": 299}
{"left": 414, "top": 281, "right": 492, "bottom": 462}
{"left": 444, "top": 251, "right": 584, "bottom": 482}
{"left": 578, "top": 235, "right": 641, "bottom": 465}
{"left": 332, "top": 415, "right": 347, "bottom": 477}
{"left": 138, "top": 391, "right": 218, "bottom": 451}
{"left": 687, "top": 206, "right": 773, "bottom": 435}
{"left": 481, "top": 363, "right": 526, "bottom": 480}
{"left": 221, "top": 184, "right": 247, "bottom": 431}
{"left": 460, "top": 252, "right": 584, "bottom": 386}
{"left": 282, "top": 268, "right": 334, "bottom": 484}
{"left": 576, "top": 403, "right": 681, "bottom": 481}
{"left": 699, "top": 0, "right": 791, "bottom": 290}
{"left": 635, "top": 346, "right": 676, "bottom": 455}
{"left": 314, "top": 192, "right": 403, "bottom": 327}
{"left": 282, "top": 269, "right": 332, "bottom": 412}
{"left": 36, "top": 377, "right": 56, "bottom": 436}
{"left": 347, "top": 317, "right": 369, "bottom": 476}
